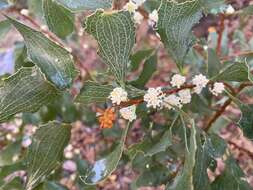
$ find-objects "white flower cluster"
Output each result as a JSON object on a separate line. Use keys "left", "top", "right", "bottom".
{"left": 109, "top": 87, "right": 128, "bottom": 105}
{"left": 64, "top": 144, "right": 80, "bottom": 159}
{"left": 210, "top": 82, "right": 225, "bottom": 96}
{"left": 144, "top": 87, "right": 165, "bottom": 108}
{"left": 123, "top": 0, "right": 158, "bottom": 25}
{"left": 143, "top": 74, "right": 224, "bottom": 109}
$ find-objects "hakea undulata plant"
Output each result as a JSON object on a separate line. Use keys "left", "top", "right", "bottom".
{"left": 1, "top": 0, "right": 253, "bottom": 189}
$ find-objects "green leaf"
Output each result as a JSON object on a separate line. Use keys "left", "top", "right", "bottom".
{"left": 130, "top": 49, "right": 154, "bottom": 71}
{"left": 80, "top": 123, "right": 131, "bottom": 185}
{"left": 166, "top": 118, "right": 197, "bottom": 190}
{"left": 211, "top": 157, "right": 252, "bottom": 190}
{"left": 0, "top": 19, "right": 11, "bottom": 39}
{"left": 25, "top": 121, "right": 71, "bottom": 189}
{"left": 238, "top": 104, "right": 253, "bottom": 140}
{"left": 0, "top": 140, "right": 21, "bottom": 167}
{"left": 40, "top": 181, "right": 69, "bottom": 190}
{"left": 0, "top": 162, "right": 26, "bottom": 181}
{"left": 212, "top": 62, "right": 253, "bottom": 82}
{"left": 157, "top": 0, "right": 202, "bottom": 70}
{"left": 240, "top": 5, "right": 253, "bottom": 16}
{"left": 75, "top": 81, "right": 113, "bottom": 105}
{"left": 193, "top": 133, "right": 226, "bottom": 190}
{"left": 207, "top": 48, "right": 221, "bottom": 78}
{"left": 200, "top": 0, "right": 226, "bottom": 14}
{"left": 130, "top": 53, "right": 157, "bottom": 88}
{"left": 0, "top": 67, "right": 59, "bottom": 123}
{"left": 43, "top": 0, "right": 74, "bottom": 38}
{"left": 84, "top": 10, "right": 135, "bottom": 83}
{"left": 0, "top": 177, "right": 24, "bottom": 190}
{"left": 56, "top": 0, "right": 112, "bottom": 12}
{"left": 7, "top": 16, "right": 78, "bottom": 90}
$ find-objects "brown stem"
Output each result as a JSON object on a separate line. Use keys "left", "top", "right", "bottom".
{"left": 216, "top": 14, "right": 225, "bottom": 56}
{"left": 228, "top": 141, "right": 253, "bottom": 159}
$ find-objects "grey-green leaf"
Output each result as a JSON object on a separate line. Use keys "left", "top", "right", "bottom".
{"left": 0, "top": 19, "right": 11, "bottom": 39}
{"left": 130, "top": 53, "right": 157, "bottom": 88}
{"left": 25, "top": 121, "right": 71, "bottom": 189}
{"left": 157, "top": 0, "right": 202, "bottom": 70}
{"left": 0, "top": 140, "right": 21, "bottom": 167}
{"left": 80, "top": 123, "right": 130, "bottom": 185}
{"left": 56, "top": 0, "right": 112, "bottom": 12}
{"left": 7, "top": 16, "right": 78, "bottom": 90}
{"left": 130, "top": 49, "right": 154, "bottom": 71}
{"left": 85, "top": 10, "right": 135, "bottom": 83}
{"left": 0, "top": 67, "right": 59, "bottom": 123}
{"left": 211, "top": 157, "right": 252, "bottom": 190}
{"left": 207, "top": 48, "right": 221, "bottom": 78}
{"left": 212, "top": 62, "right": 253, "bottom": 82}
{"left": 43, "top": 0, "right": 74, "bottom": 38}
{"left": 75, "top": 81, "right": 113, "bottom": 105}
{"left": 238, "top": 104, "right": 253, "bottom": 140}
{"left": 166, "top": 119, "right": 197, "bottom": 190}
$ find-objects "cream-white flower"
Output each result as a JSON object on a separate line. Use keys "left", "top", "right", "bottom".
{"left": 123, "top": 1, "right": 138, "bottom": 13}
{"left": 109, "top": 87, "right": 128, "bottom": 105}
{"left": 178, "top": 89, "right": 192, "bottom": 104}
{"left": 149, "top": 10, "right": 159, "bottom": 23}
{"left": 133, "top": 0, "right": 146, "bottom": 6}
{"left": 144, "top": 87, "right": 164, "bottom": 108}
{"left": 163, "top": 94, "right": 182, "bottom": 110}
{"left": 192, "top": 74, "right": 209, "bottom": 94}
{"left": 20, "top": 9, "right": 29, "bottom": 16}
{"left": 210, "top": 82, "right": 225, "bottom": 96}
{"left": 120, "top": 105, "right": 137, "bottom": 122}
{"left": 226, "top": 5, "right": 235, "bottom": 14}
{"left": 171, "top": 74, "right": 186, "bottom": 88}
{"left": 133, "top": 11, "right": 144, "bottom": 24}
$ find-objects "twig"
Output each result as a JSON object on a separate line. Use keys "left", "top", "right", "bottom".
{"left": 216, "top": 14, "right": 225, "bottom": 56}
{"left": 228, "top": 141, "right": 253, "bottom": 159}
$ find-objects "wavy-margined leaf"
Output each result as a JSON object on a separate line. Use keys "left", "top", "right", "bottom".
{"left": 212, "top": 62, "right": 253, "bottom": 82}
{"left": 42, "top": 0, "right": 74, "bottom": 38}
{"left": 166, "top": 118, "right": 197, "bottom": 190}
{"left": 211, "top": 157, "right": 252, "bottom": 190}
{"left": 80, "top": 123, "right": 130, "bottom": 185}
{"left": 85, "top": 10, "right": 135, "bottom": 83}
{"left": 0, "top": 67, "right": 59, "bottom": 123}
{"left": 157, "top": 0, "right": 202, "bottom": 70}
{"left": 193, "top": 133, "right": 227, "bottom": 190}
{"left": 56, "top": 0, "right": 112, "bottom": 12}
{"left": 7, "top": 16, "right": 78, "bottom": 90}
{"left": 25, "top": 121, "right": 71, "bottom": 189}
{"left": 75, "top": 81, "right": 113, "bottom": 105}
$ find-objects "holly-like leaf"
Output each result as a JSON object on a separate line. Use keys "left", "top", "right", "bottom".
{"left": 25, "top": 121, "right": 71, "bottom": 189}
{"left": 212, "top": 62, "right": 253, "bottom": 82}
{"left": 207, "top": 48, "right": 221, "bottom": 78}
{"left": 75, "top": 81, "right": 113, "bottom": 105}
{"left": 157, "top": 0, "right": 202, "bottom": 70}
{"left": 130, "top": 53, "right": 157, "bottom": 88}
{"left": 166, "top": 118, "right": 197, "bottom": 190}
{"left": 84, "top": 10, "right": 135, "bottom": 83}
{"left": 0, "top": 67, "right": 59, "bottom": 123}
{"left": 238, "top": 104, "right": 253, "bottom": 140}
{"left": 55, "top": 0, "right": 112, "bottom": 12}
{"left": 7, "top": 16, "right": 78, "bottom": 90}
{"left": 80, "top": 123, "right": 130, "bottom": 185}
{"left": 211, "top": 157, "right": 252, "bottom": 190}
{"left": 42, "top": 0, "right": 74, "bottom": 38}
